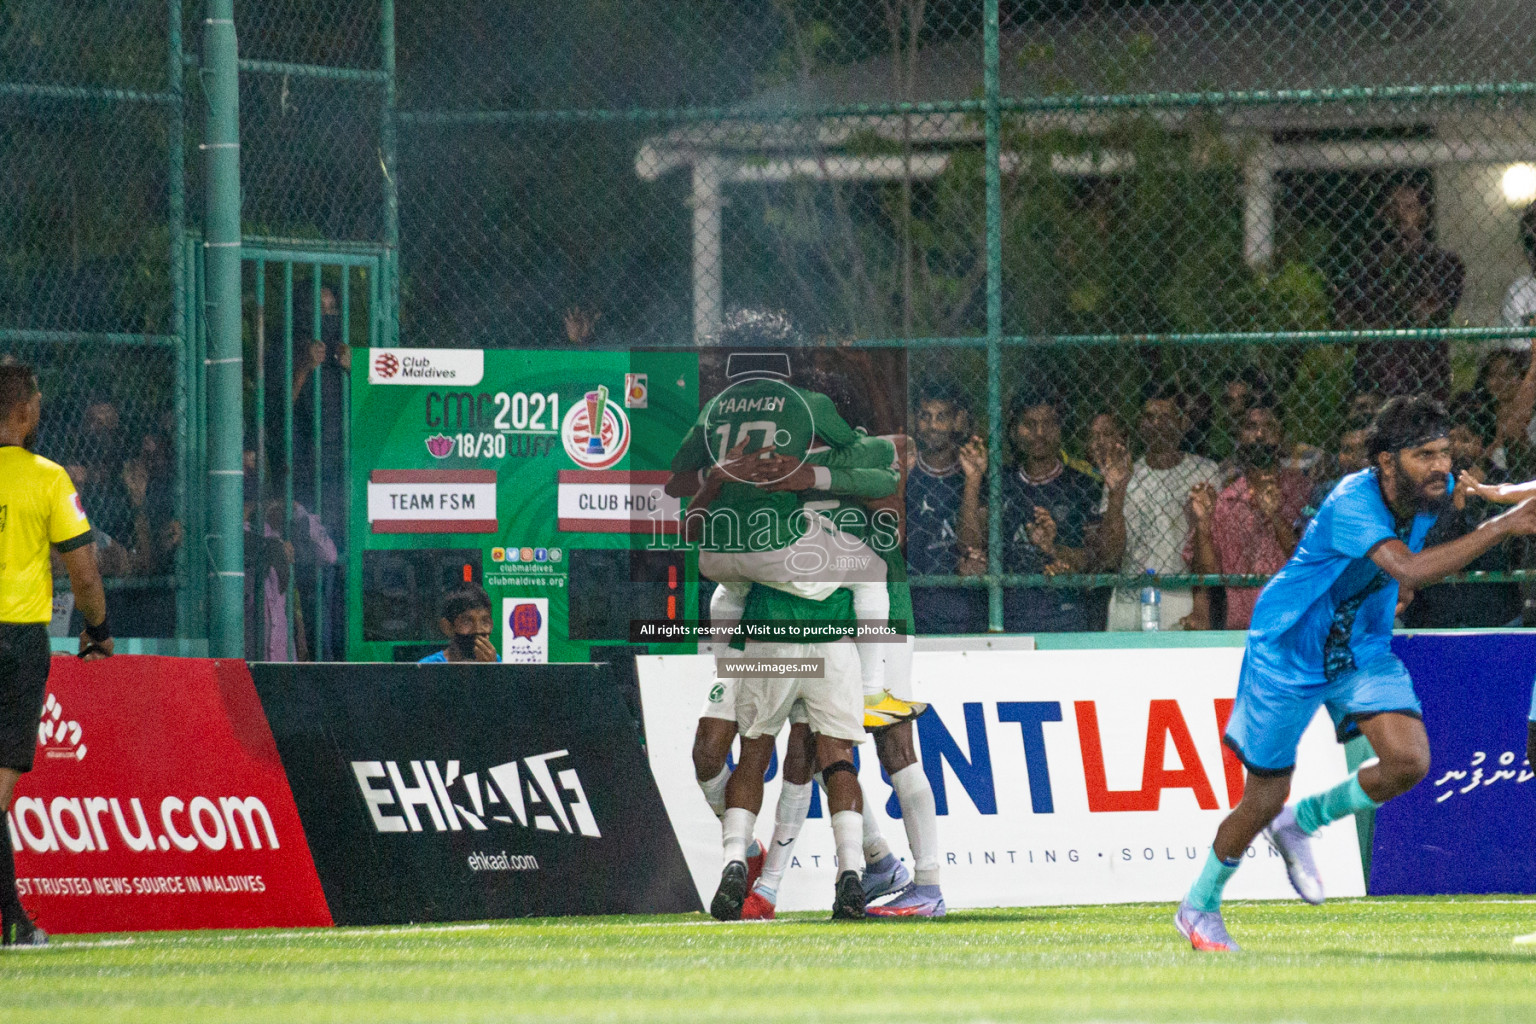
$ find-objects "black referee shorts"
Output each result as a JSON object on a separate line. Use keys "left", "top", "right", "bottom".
{"left": 0, "top": 623, "right": 52, "bottom": 774}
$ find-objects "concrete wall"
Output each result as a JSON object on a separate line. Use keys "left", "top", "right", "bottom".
{"left": 1437, "top": 162, "right": 1534, "bottom": 330}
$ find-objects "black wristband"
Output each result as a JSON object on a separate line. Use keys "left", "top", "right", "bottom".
{"left": 84, "top": 616, "right": 112, "bottom": 643}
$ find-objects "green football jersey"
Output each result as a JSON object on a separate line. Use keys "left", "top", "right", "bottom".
{"left": 671, "top": 378, "right": 861, "bottom": 551}
{"left": 730, "top": 583, "right": 856, "bottom": 650}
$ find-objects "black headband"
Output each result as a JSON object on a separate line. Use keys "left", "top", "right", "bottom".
{"left": 1382, "top": 427, "right": 1448, "bottom": 454}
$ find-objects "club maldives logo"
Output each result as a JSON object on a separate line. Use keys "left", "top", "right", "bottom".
{"left": 367, "top": 348, "right": 485, "bottom": 386}
{"left": 560, "top": 384, "right": 631, "bottom": 470}
{"left": 36, "top": 692, "right": 85, "bottom": 762}
{"left": 425, "top": 434, "right": 455, "bottom": 459}
{"left": 373, "top": 351, "right": 400, "bottom": 379}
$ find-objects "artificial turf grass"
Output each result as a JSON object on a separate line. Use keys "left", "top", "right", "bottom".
{"left": 5, "top": 897, "right": 1535, "bottom": 1024}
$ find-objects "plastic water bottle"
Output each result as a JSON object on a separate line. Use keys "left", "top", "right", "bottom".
{"left": 1139, "top": 569, "right": 1161, "bottom": 632}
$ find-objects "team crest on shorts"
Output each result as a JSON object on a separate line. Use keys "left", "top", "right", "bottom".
{"left": 708, "top": 682, "right": 726, "bottom": 703}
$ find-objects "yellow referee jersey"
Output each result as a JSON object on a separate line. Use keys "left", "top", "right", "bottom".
{"left": 0, "top": 446, "right": 93, "bottom": 623}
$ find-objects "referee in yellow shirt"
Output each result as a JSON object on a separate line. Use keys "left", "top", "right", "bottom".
{"left": 0, "top": 364, "right": 112, "bottom": 947}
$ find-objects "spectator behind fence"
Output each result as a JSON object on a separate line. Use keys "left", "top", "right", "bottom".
{"left": 1187, "top": 442, "right": 1309, "bottom": 630}
{"left": 280, "top": 284, "right": 351, "bottom": 658}
{"left": 994, "top": 387, "right": 1119, "bottom": 632}
{"left": 1102, "top": 383, "right": 1220, "bottom": 631}
{"left": 1298, "top": 420, "right": 1374, "bottom": 530}
{"left": 1205, "top": 367, "right": 1273, "bottom": 463}
{"left": 419, "top": 583, "right": 501, "bottom": 663}
{"left": 1499, "top": 201, "right": 1536, "bottom": 343}
{"left": 1476, "top": 347, "right": 1536, "bottom": 481}
{"left": 74, "top": 394, "right": 132, "bottom": 544}
{"left": 243, "top": 461, "right": 338, "bottom": 662}
{"left": 283, "top": 284, "right": 350, "bottom": 527}
{"left": 114, "top": 434, "right": 184, "bottom": 637}
{"left": 1226, "top": 393, "right": 1327, "bottom": 485}
{"left": 1085, "top": 412, "right": 1133, "bottom": 630}
{"left": 1337, "top": 179, "right": 1464, "bottom": 401}
{"left": 1399, "top": 390, "right": 1521, "bottom": 628}
{"left": 904, "top": 386, "right": 988, "bottom": 633}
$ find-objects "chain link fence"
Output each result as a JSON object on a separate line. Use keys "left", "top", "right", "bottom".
{"left": 0, "top": 0, "right": 187, "bottom": 637}
{"left": 8, "top": 1, "right": 1536, "bottom": 640}
{"left": 397, "top": 1, "right": 1536, "bottom": 632}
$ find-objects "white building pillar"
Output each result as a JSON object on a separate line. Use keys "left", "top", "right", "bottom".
{"left": 1244, "top": 135, "right": 1276, "bottom": 270}
{"left": 691, "top": 156, "right": 726, "bottom": 344}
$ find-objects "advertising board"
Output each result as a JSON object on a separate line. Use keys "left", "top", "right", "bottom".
{"left": 253, "top": 662, "right": 702, "bottom": 924}
{"left": 637, "top": 648, "right": 1366, "bottom": 912}
{"left": 8, "top": 657, "right": 332, "bottom": 933}
{"left": 1370, "top": 632, "right": 1536, "bottom": 895}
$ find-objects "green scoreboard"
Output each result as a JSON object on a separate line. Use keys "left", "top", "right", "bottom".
{"left": 348, "top": 348, "right": 700, "bottom": 663}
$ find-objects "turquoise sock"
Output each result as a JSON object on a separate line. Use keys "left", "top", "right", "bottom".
{"left": 1293, "top": 771, "right": 1379, "bottom": 835}
{"left": 1186, "top": 848, "right": 1241, "bottom": 912}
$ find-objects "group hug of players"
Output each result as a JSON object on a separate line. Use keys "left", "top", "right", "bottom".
{"left": 663, "top": 326, "right": 1536, "bottom": 944}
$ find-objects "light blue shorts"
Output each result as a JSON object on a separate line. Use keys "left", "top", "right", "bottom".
{"left": 1223, "top": 649, "right": 1422, "bottom": 777}
{"left": 1529, "top": 674, "right": 1536, "bottom": 723}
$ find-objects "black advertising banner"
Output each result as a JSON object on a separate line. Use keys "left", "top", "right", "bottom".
{"left": 252, "top": 663, "right": 703, "bottom": 924}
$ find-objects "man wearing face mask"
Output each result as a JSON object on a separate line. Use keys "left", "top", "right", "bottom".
{"left": 418, "top": 584, "right": 500, "bottom": 663}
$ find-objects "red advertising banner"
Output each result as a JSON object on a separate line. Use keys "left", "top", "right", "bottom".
{"left": 6, "top": 656, "right": 333, "bottom": 933}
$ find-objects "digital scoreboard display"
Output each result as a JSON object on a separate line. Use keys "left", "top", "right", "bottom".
{"left": 349, "top": 350, "right": 699, "bottom": 663}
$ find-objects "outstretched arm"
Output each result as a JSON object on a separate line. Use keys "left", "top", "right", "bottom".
{"left": 1461, "top": 476, "right": 1536, "bottom": 506}
{"left": 1371, "top": 498, "right": 1536, "bottom": 590}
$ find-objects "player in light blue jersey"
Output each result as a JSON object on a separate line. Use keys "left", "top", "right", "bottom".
{"left": 1177, "top": 396, "right": 1536, "bottom": 952}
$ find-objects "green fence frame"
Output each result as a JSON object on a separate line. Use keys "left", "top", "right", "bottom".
{"left": 241, "top": 240, "right": 385, "bottom": 660}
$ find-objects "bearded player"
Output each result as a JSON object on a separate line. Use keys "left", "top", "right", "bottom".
{"left": 1176, "top": 396, "right": 1536, "bottom": 952}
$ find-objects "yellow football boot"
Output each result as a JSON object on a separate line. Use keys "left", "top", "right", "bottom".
{"left": 863, "top": 689, "right": 928, "bottom": 731}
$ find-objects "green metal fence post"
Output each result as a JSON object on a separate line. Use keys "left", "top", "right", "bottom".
{"left": 202, "top": 0, "right": 244, "bottom": 659}
{"left": 168, "top": 0, "right": 190, "bottom": 638}
{"left": 181, "top": 236, "right": 203, "bottom": 637}
{"left": 190, "top": 238, "right": 209, "bottom": 637}
{"left": 282, "top": 261, "right": 296, "bottom": 657}
{"left": 253, "top": 261, "right": 266, "bottom": 659}
{"left": 338, "top": 267, "right": 352, "bottom": 661}
{"left": 380, "top": 0, "right": 399, "bottom": 347}
{"left": 983, "top": 0, "right": 1004, "bottom": 633}
{"left": 311, "top": 264, "right": 324, "bottom": 661}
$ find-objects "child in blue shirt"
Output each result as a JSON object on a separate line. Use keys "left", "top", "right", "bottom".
{"left": 418, "top": 583, "right": 500, "bottom": 663}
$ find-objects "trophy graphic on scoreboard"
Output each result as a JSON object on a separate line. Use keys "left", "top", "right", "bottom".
{"left": 584, "top": 385, "right": 609, "bottom": 455}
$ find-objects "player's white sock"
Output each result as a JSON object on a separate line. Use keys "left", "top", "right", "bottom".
{"left": 709, "top": 582, "right": 748, "bottom": 662}
{"left": 885, "top": 634, "right": 915, "bottom": 693}
{"left": 814, "top": 771, "right": 891, "bottom": 866}
{"left": 846, "top": 581, "right": 891, "bottom": 697}
{"left": 892, "top": 763, "right": 940, "bottom": 886}
{"left": 722, "top": 807, "right": 756, "bottom": 866}
{"left": 698, "top": 765, "right": 730, "bottom": 819}
{"left": 756, "top": 780, "right": 813, "bottom": 896}
{"left": 861, "top": 794, "right": 893, "bottom": 866}
{"left": 831, "top": 810, "right": 864, "bottom": 877}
